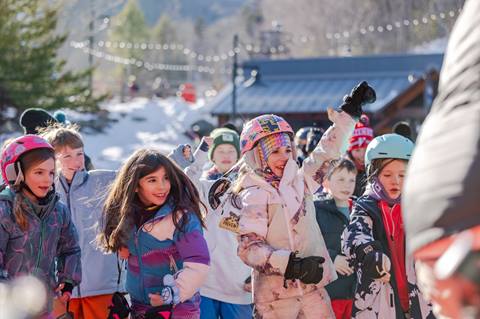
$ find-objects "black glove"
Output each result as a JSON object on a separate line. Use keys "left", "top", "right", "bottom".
{"left": 284, "top": 252, "right": 325, "bottom": 284}
{"left": 340, "top": 81, "right": 376, "bottom": 119}
{"left": 356, "top": 241, "right": 390, "bottom": 280}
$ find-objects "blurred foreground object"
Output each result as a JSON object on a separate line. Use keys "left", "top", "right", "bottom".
{"left": 403, "top": 0, "right": 480, "bottom": 318}
{"left": 0, "top": 275, "right": 47, "bottom": 319}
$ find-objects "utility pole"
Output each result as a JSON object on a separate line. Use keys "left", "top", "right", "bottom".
{"left": 231, "top": 34, "right": 238, "bottom": 122}
{"left": 88, "top": 0, "right": 95, "bottom": 96}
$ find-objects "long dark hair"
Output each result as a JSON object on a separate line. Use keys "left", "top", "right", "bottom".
{"left": 15, "top": 148, "right": 55, "bottom": 230}
{"left": 98, "top": 148, "right": 205, "bottom": 252}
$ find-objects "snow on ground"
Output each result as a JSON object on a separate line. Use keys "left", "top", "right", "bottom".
{"left": 62, "top": 97, "right": 214, "bottom": 170}
{"left": 411, "top": 37, "right": 448, "bottom": 54}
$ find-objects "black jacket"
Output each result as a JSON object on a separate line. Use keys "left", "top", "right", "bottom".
{"left": 353, "top": 170, "right": 367, "bottom": 198}
{"left": 314, "top": 195, "right": 356, "bottom": 300}
{"left": 343, "top": 195, "right": 435, "bottom": 319}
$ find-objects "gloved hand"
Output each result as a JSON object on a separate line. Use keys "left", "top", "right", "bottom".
{"left": 284, "top": 252, "right": 325, "bottom": 284}
{"left": 161, "top": 274, "right": 181, "bottom": 305}
{"left": 356, "top": 241, "right": 391, "bottom": 281}
{"left": 149, "top": 274, "right": 181, "bottom": 307}
{"left": 340, "top": 81, "right": 376, "bottom": 119}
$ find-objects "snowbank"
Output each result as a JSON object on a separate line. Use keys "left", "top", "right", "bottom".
{"left": 66, "top": 97, "right": 214, "bottom": 170}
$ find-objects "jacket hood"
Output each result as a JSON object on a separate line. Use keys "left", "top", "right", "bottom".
{"left": 59, "top": 169, "right": 89, "bottom": 189}
{"left": 0, "top": 186, "right": 15, "bottom": 202}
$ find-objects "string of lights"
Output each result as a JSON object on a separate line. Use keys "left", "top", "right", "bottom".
{"left": 240, "top": 7, "right": 461, "bottom": 53}
{"left": 70, "top": 43, "right": 232, "bottom": 74}
{"left": 70, "top": 6, "right": 460, "bottom": 71}
{"left": 70, "top": 40, "right": 236, "bottom": 64}
{"left": 294, "top": 7, "right": 461, "bottom": 42}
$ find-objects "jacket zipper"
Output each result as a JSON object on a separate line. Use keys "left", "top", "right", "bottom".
{"left": 382, "top": 202, "right": 396, "bottom": 242}
{"left": 34, "top": 219, "right": 45, "bottom": 270}
{"left": 61, "top": 178, "right": 81, "bottom": 297}
{"left": 134, "top": 221, "right": 149, "bottom": 303}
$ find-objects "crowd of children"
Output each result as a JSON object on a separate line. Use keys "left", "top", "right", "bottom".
{"left": 0, "top": 81, "right": 441, "bottom": 319}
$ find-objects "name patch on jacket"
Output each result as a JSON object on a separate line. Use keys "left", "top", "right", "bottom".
{"left": 219, "top": 212, "right": 240, "bottom": 233}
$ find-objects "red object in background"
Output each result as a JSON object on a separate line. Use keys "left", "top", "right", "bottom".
{"left": 179, "top": 83, "right": 196, "bottom": 103}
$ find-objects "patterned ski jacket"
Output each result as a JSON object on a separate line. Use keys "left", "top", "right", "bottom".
{"left": 126, "top": 201, "right": 210, "bottom": 316}
{"left": 233, "top": 111, "right": 356, "bottom": 308}
{"left": 0, "top": 187, "right": 81, "bottom": 291}
{"left": 342, "top": 195, "right": 435, "bottom": 319}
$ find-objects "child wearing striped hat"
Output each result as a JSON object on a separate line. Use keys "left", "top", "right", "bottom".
{"left": 226, "top": 81, "right": 376, "bottom": 318}
{"left": 346, "top": 114, "right": 374, "bottom": 197}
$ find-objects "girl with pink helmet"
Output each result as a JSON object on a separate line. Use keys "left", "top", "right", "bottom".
{"left": 227, "top": 82, "right": 376, "bottom": 318}
{"left": 0, "top": 135, "right": 81, "bottom": 318}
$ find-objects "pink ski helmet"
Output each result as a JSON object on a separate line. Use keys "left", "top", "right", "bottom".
{"left": 240, "top": 114, "right": 294, "bottom": 155}
{"left": 1, "top": 135, "right": 54, "bottom": 186}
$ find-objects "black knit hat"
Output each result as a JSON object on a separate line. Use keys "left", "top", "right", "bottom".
{"left": 19, "top": 108, "right": 57, "bottom": 134}
{"left": 393, "top": 121, "right": 412, "bottom": 140}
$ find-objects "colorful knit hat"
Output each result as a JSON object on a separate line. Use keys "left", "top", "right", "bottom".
{"left": 257, "top": 132, "right": 291, "bottom": 164}
{"left": 348, "top": 114, "right": 374, "bottom": 152}
{"left": 208, "top": 128, "right": 240, "bottom": 160}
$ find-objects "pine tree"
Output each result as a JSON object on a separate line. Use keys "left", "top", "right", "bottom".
{"left": 108, "top": 0, "right": 149, "bottom": 97}
{"left": 0, "top": 0, "right": 105, "bottom": 119}
{"left": 149, "top": 15, "right": 188, "bottom": 87}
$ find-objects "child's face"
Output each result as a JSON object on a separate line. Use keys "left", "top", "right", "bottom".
{"left": 136, "top": 166, "right": 171, "bottom": 207}
{"left": 378, "top": 159, "right": 406, "bottom": 200}
{"left": 351, "top": 147, "right": 367, "bottom": 167}
{"left": 56, "top": 146, "right": 85, "bottom": 181}
{"left": 267, "top": 145, "right": 292, "bottom": 177}
{"left": 324, "top": 168, "right": 356, "bottom": 204}
{"left": 212, "top": 144, "right": 238, "bottom": 173}
{"left": 24, "top": 158, "right": 55, "bottom": 198}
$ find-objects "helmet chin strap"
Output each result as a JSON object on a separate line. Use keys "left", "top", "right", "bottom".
{"left": 14, "top": 162, "right": 54, "bottom": 204}
{"left": 19, "top": 182, "right": 55, "bottom": 205}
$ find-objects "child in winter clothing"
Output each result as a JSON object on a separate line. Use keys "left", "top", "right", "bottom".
{"left": 230, "top": 82, "right": 375, "bottom": 319}
{"left": 342, "top": 134, "right": 435, "bottom": 319}
{"left": 231, "top": 111, "right": 355, "bottom": 319}
{"left": 98, "top": 149, "right": 210, "bottom": 319}
{"left": 0, "top": 135, "right": 81, "bottom": 317}
{"left": 315, "top": 159, "right": 357, "bottom": 319}
{"left": 346, "top": 114, "right": 374, "bottom": 198}
{"left": 181, "top": 128, "right": 252, "bottom": 319}
{"left": 204, "top": 128, "right": 241, "bottom": 179}
{"left": 41, "top": 124, "right": 122, "bottom": 319}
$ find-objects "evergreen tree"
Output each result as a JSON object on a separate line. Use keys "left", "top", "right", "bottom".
{"left": 108, "top": 0, "right": 149, "bottom": 96}
{"left": 0, "top": 0, "right": 104, "bottom": 119}
{"left": 149, "top": 15, "right": 187, "bottom": 88}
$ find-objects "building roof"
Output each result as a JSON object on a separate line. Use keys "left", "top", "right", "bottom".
{"left": 210, "top": 53, "right": 444, "bottom": 115}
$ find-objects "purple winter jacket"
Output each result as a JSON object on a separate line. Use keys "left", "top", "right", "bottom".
{"left": 0, "top": 187, "right": 81, "bottom": 291}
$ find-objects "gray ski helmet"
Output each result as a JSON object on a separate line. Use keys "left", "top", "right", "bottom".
{"left": 365, "top": 133, "right": 414, "bottom": 167}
